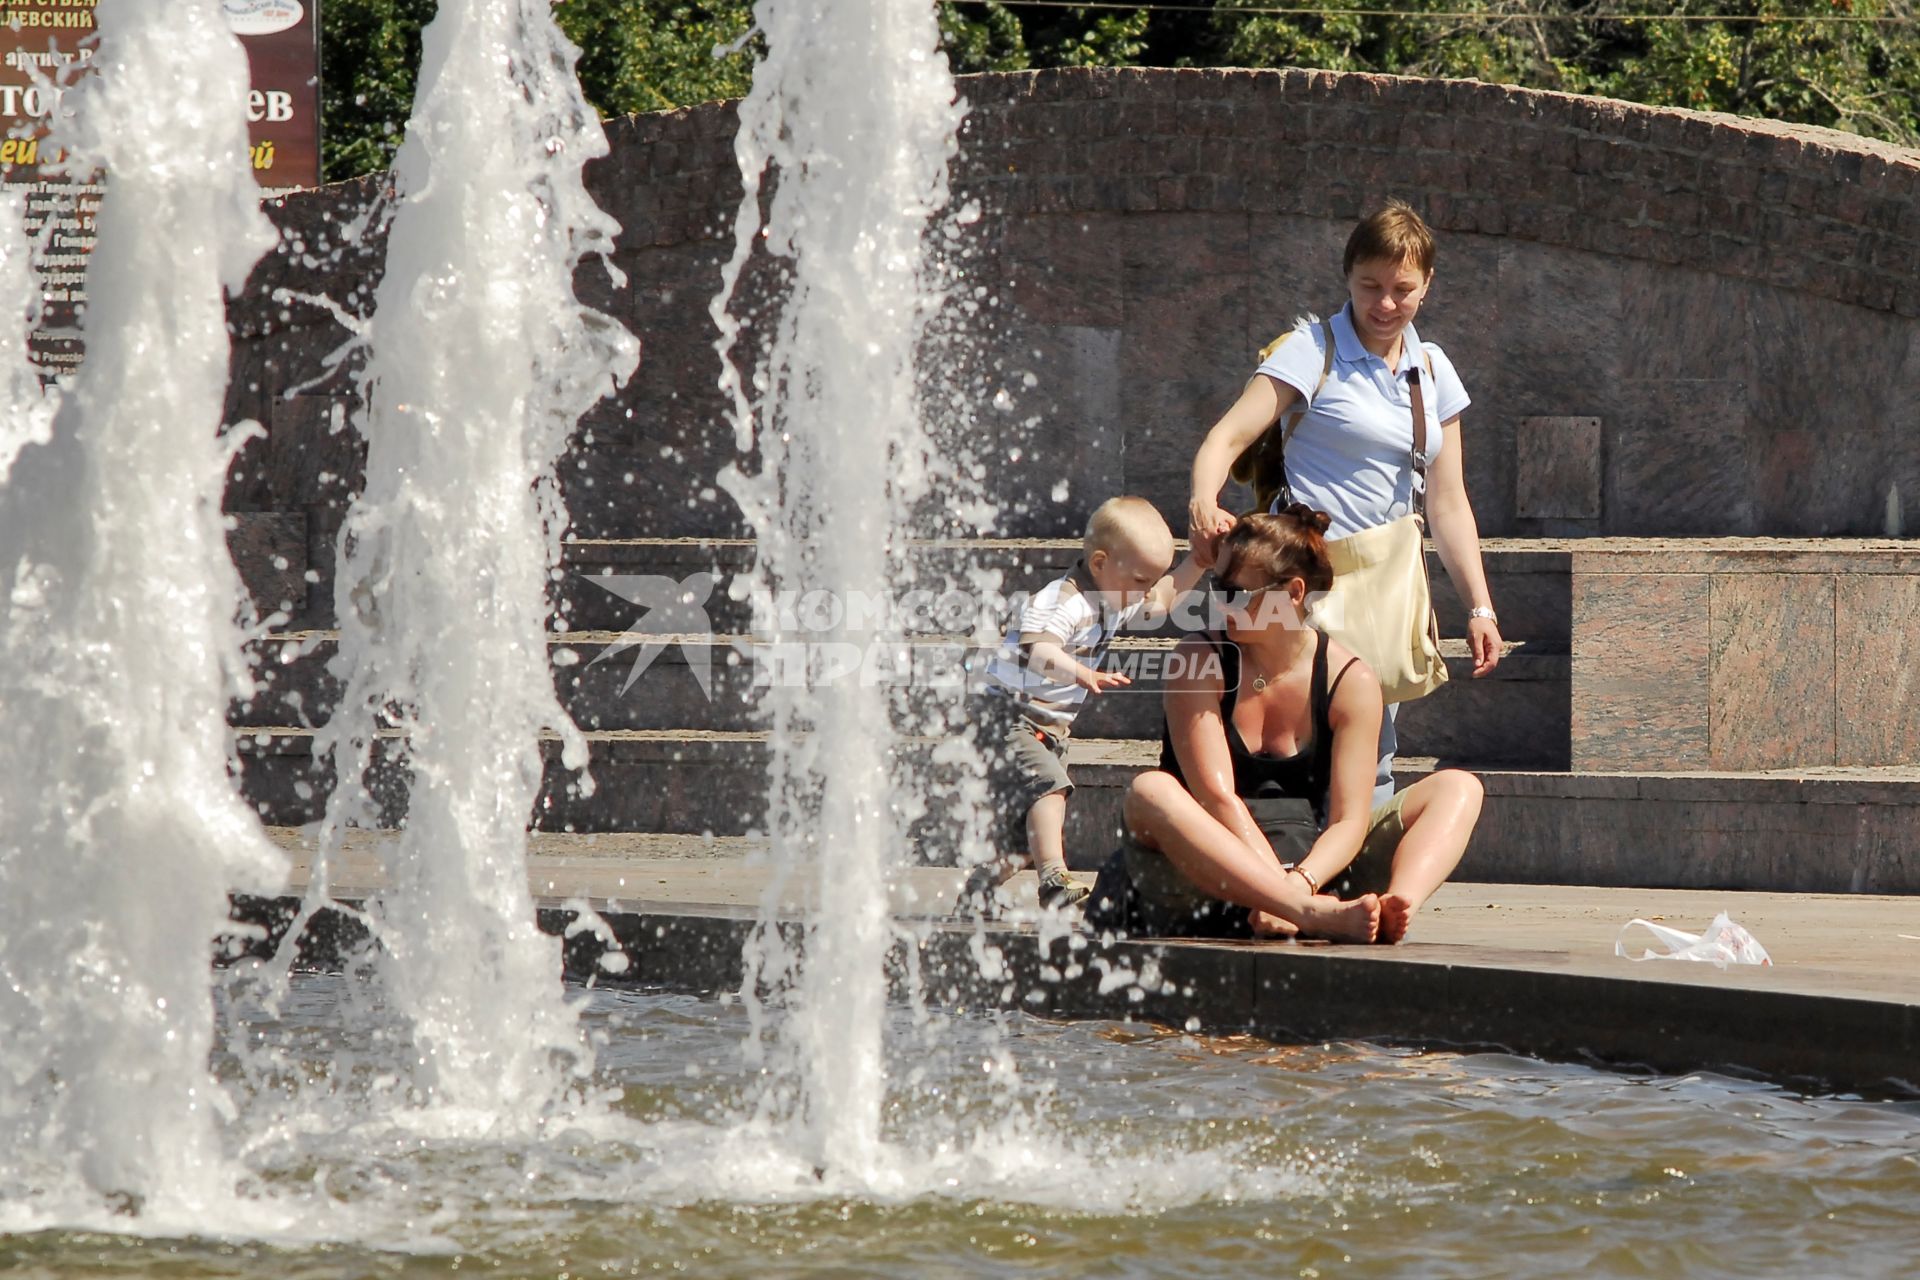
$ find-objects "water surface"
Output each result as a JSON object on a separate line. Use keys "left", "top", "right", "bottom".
{"left": 4, "top": 976, "right": 1916, "bottom": 1279}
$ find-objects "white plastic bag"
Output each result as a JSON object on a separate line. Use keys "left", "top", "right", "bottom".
{"left": 1614, "top": 912, "right": 1772, "bottom": 968}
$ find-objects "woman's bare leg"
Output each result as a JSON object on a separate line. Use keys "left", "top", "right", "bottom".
{"left": 1124, "top": 772, "right": 1380, "bottom": 943}
{"left": 1377, "top": 769, "right": 1483, "bottom": 943}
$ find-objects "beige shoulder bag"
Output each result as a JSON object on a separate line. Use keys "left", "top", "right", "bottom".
{"left": 1237, "top": 325, "right": 1449, "bottom": 705}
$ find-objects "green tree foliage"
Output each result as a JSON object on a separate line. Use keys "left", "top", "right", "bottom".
{"left": 1588, "top": 1, "right": 1920, "bottom": 140}
{"left": 1210, "top": 0, "right": 1920, "bottom": 143}
{"left": 1213, "top": 0, "right": 1602, "bottom": 86}
{"left": 318, "top": 0, "right": 756, "bottom": 182}
{"left": 939, "top": 1, "right": 1031, "bottom": 70}
{"left": 317, "top": 1, "right": 1920, "bottom": 182}
{"left": 319, "top": 0, "right": 433, "bottom": 182}
{"left": 550, "top": 0, "right": 757, "bottom": 116}
{"left": 940, "top": 3, "right": 1152, "bottom": 70}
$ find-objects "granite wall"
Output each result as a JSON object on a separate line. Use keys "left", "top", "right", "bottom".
{"left": 1571, "top": 541, "right": 1920, "bottom": 771}
{"left": 221, "top": 67, "right": 1920, "bottom": 570}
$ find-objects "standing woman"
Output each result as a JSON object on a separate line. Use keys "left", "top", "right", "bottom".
{"left": 1188, "top": 201, "right": 1503, "bottom": 806}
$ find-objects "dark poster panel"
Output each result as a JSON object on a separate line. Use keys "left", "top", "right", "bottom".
{"left": 228, "top": 0, "right": 322, "bottom": 191}
{"left": 0, "top": 0, "right": 321, "bottom": 375}
{"left": 0, "top": 1, "right": 92, "bottom": 182}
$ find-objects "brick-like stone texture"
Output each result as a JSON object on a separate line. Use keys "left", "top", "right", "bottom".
{"left": 224, "top": 67, "right": 1920, "bottom": 548}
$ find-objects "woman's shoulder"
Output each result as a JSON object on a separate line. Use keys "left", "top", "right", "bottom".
{"left": 1170, "top": 632, "right": 1232, "bottom": 692}
{"left": 1254, "top": 315, "right": 1331, "bottom": 388}
{"left": 1173, "top": 630, "right": 1230, "bottom": 664}
{"left": 1416, "top": 336, "right": 1463, "bottom": 378}
{"left": 1321, "top": 636, "right": 1382, "bottom": 704}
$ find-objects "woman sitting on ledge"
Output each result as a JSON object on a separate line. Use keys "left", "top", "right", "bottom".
{"left": 1097, "top": 506, "right": 1482, "bottom": 943}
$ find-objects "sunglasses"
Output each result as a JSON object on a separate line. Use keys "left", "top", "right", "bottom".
{"left": 1216, "top": 580, "right": 1281, "bottom": 609}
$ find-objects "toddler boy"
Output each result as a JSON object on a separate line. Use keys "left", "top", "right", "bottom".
{"left": 961, "top": 495, "right": 1204, "bottom": 913}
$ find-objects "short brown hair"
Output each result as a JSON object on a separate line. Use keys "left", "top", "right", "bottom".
{"left": 1343, "top": 199, "right": 1436, "bottom": 277}
{"left": 1218, "top": 504, "right": 1335, "bottom": 596}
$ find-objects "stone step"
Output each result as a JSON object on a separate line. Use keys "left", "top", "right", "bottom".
{"left": 555, "top": 536, "right": 1576, "bottom": 649}
{"left": 250, "top": 533, "right": 1920, "bottom": 773}
{"left": 248, "top": 528, "right": 1577, "bottom": 650}
{"left": 236, "top": 633, "right": 1568, "bottom": 769}
{"left": 234, "top": 729, "right": 1920, "bottom": 895}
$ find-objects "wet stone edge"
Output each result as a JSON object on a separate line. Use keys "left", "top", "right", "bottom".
{"left": 223, "top": 895, "right": 1920, "bottom": 1102}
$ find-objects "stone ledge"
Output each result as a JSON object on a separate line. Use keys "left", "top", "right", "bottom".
{"left": 232, "top": 633, "right": 1566, "bottom": 769}
{"left": 224, "top": 893, "right": 1920, "bottom": 1101}
{"left": 229, "top": 731, "right": 1920, "bottom": 893}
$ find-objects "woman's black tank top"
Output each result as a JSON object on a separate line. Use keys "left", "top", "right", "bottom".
{"left": 1158, "top": 630, "right": 1338, "bottom": 820}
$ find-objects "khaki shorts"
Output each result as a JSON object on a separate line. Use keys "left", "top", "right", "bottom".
{"left": 1122, "top": 789, "right": 1410, "bottom": 935}
{"left": 978, "top": 697, "right": 1073, "bottom": 849}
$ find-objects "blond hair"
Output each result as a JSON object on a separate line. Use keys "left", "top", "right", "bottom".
{"left": 1084, "top": 495, "right": 1172, "bottom": 560}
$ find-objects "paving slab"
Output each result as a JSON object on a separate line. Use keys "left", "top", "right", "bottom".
{"left": 261, "top": 827, "right": 1919, "bottom": 994}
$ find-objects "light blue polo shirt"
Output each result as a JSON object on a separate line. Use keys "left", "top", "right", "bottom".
{"left": 1254, "top": 304, "right": 1470, "bottom": 539}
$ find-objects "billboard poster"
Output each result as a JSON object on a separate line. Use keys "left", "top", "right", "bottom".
{"left": 0, "top": 0, "right": 322, "bottom": 375}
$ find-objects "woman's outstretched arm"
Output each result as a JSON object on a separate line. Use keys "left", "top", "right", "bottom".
{"left": 1188, "top": 375, "right": 1295, "bottom": 565}
{"left": 1424, "top": 416, "right": 1503, "bottom": 676}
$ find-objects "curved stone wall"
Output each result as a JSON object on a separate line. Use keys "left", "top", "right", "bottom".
{"left": 224, "top": 66, "right": 1920, "bottom": 553}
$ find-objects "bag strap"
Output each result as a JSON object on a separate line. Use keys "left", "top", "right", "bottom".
{"left": 1307, "top": 630, "right": 1335, "bottom": 821}
{"left": 1279, "top": 318, "right": 1337, "bottom": 451}
{"left": 1407, "top": 346, "right": 1433, "bottom": 523}
{"left": 1238, "top": 319, "right": 1335, "bottom": 512}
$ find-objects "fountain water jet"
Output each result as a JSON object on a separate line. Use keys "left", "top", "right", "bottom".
{"left": 711, "top": 0, "right": 970, "bottom": 1180}
{"left": 0, "top": 0, "right": 281, "bottom": 1216}
{"left": 303, "top": 0, "right": 638, "bottom": 1129}
{"left": 0, "top": 191, "right": 54, "bottom": 484}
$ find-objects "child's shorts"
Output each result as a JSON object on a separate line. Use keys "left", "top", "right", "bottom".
{"left": 977, "top": 695, "right": 1073, "bottom": 850}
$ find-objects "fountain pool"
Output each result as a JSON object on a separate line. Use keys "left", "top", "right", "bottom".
{"left": 3, "top": 0, "right": 1917, "bottom": 1273}
{"left": 2, "top": 973, "right": 1917, "bottom": 1278}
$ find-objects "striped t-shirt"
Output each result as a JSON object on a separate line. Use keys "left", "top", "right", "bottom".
{"left": 982, "top": 562, "right": 1147, "bottom": 729}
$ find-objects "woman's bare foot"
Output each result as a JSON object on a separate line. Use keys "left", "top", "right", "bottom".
{"left": 1299, "top": 893, "right": 1381, "bottom": 943}
{"left": 1377, "top": 894, "right": 1414, "bottom": 944}
{"left": 1250, "top": 908, "right": 1299, "bottom": 938}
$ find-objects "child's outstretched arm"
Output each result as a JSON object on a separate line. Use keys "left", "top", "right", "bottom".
{"left": 1144, "top": 551, "right": 1209, "bottom": 618}
{"left": 1024, "top": 636, "right": 1131, "bottom": 693}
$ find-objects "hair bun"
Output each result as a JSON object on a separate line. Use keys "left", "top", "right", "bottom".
{"left": 1281, "top": 502, "right": 1333, "bottom": 537}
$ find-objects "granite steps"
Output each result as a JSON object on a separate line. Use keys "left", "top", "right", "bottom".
{"left": 225, "top": 534, "right": 1920, "bottom": 895}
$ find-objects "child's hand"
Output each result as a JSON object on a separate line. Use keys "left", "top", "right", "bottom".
{"left": 1076, "top": 666, "right": 1132, "bottom": 694}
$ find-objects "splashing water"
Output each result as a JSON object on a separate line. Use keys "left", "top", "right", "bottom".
{"left": 0, "top": 191, "right": 55, "bottom": 483}
{"left": 0, "top": 0, "right": 281, "bottom": 1219}
{"left": 304, "top": 0, "right": 638, "bottom": 1129}
{"left": 710, "top": 0, "right": 970, "bottom": 1179}
{"left": 1887, "top": 482, "right": 1904, "bottom": 540}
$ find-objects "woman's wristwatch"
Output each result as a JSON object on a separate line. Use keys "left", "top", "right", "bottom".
{"left": 1468, "top": 605, "right": 1498, "bottom": 624}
